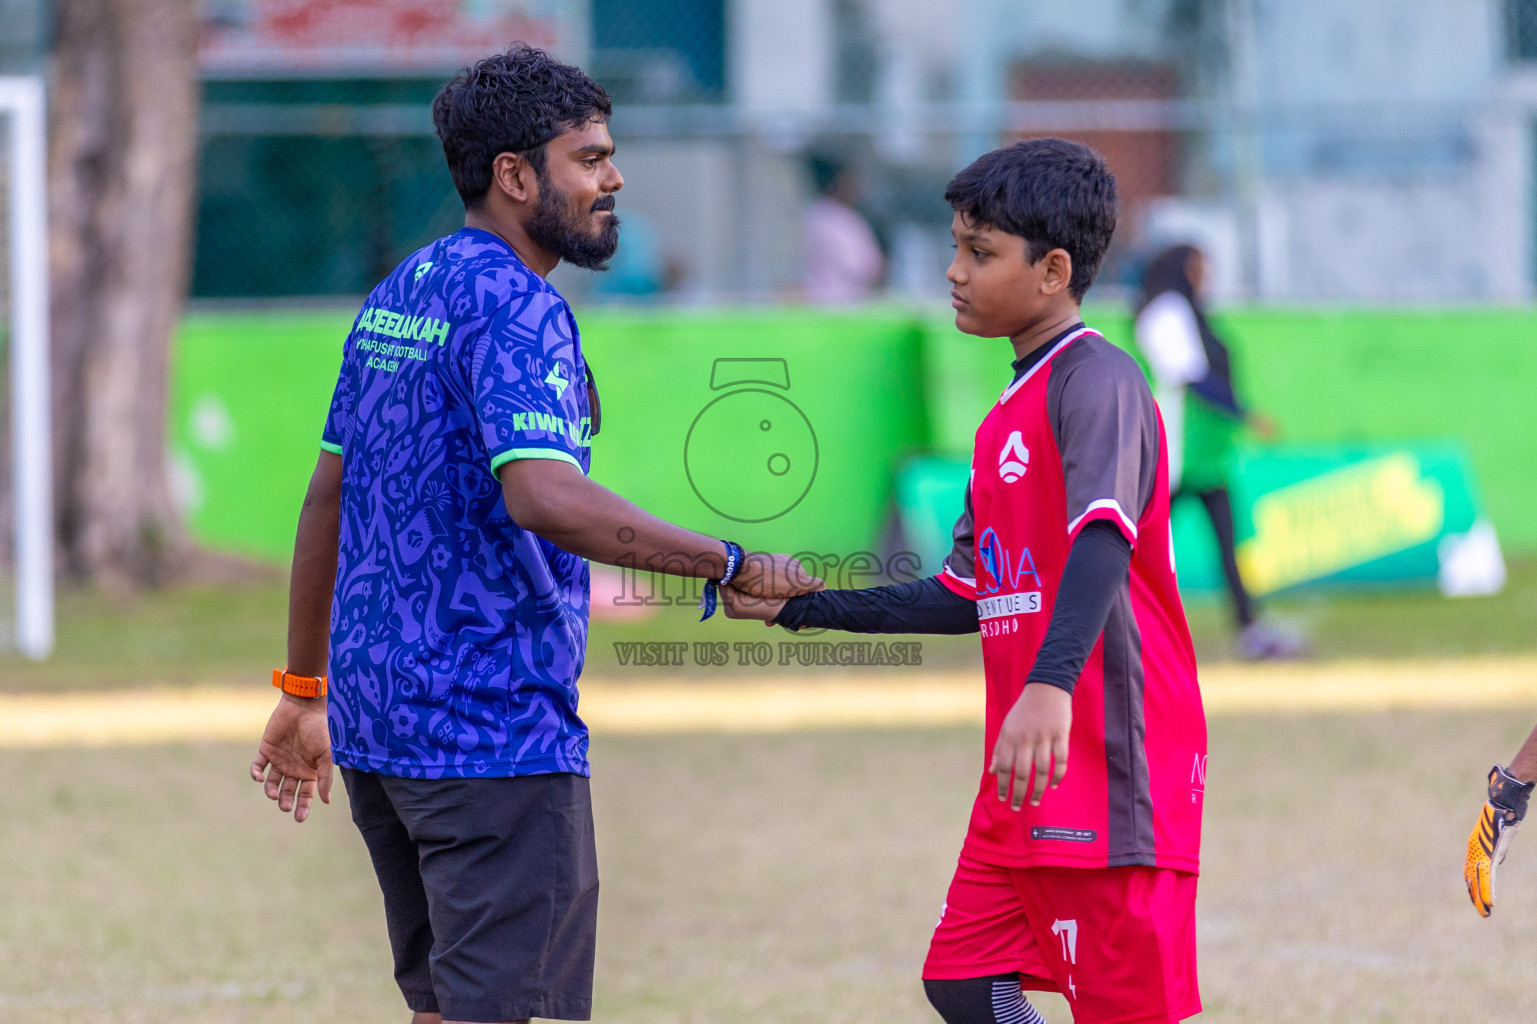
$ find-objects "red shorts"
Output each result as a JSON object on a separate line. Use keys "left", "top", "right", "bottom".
{"left": 922, "top": 856, "right": 1201, "bottom": 1024}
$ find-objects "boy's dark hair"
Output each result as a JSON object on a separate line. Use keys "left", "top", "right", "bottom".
{"left": 432, "top": 44, "right": 613, "bottom": 207}
{"left": 943, "top": 138, "right": 1117, "bottom": 300}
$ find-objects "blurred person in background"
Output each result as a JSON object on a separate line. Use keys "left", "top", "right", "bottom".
{"left": 1464, "top": 725, "right": 1537, "bottom": 917}
{"left": 590, "top": 211, "right": 666, "bottom": 299}
{"left": 249, "top": 45, "right": 819, "bottom": 1024}
{"left": 801, "top": 153, "right": 885, "bottom": 304}
{"left": 1133, "top": 244, "right": 1301, "bottom": 660}
{"left": 588, "top": 211, "right": 691, "bottom": 304}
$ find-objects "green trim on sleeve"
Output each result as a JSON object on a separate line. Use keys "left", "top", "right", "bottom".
{"left": 319, "top": 440, "right": 343, "bottom": 455}
{"left": 490, "top": 447, "right": 583, "bottom": 474}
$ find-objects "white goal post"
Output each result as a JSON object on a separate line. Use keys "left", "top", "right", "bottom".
{"left": 1, "top": 75, "right": 52, "bottom": 660}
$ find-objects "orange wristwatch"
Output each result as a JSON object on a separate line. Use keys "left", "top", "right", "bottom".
{"left": 272, "top": 668, "right": 328, "bottom": 699}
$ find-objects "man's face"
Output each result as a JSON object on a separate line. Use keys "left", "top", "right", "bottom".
{"left": 945, "top": 213, "right": 1056, "bottom": 338}
{"left": 525, "top": 120, "right": 624, "bottom": 270}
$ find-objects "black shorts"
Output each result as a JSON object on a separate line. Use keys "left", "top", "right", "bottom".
{"left": 341, "top": 768, "right": 599, "bottom": 1022}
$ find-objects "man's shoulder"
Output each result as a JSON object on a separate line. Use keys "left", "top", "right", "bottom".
{"left": 441, "top": 245, "right": 565, "bottom": 316}
{"left": 375, "top": 230, "right": 568, "bottom": 321}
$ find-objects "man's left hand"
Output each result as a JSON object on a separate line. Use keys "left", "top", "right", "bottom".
{"left": 991, "top": 683, "right": 1072, "bottom": 811}
{"left": 251, "top": 694, "right": 333, "bottom": 823}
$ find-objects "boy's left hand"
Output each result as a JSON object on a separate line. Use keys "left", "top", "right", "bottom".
{"left": 991, "top": 682, "right": 1072, "bottom": 810}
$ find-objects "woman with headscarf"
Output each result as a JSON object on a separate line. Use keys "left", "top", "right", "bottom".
{"left": 1134, "top": 244, "right": 1301, "bottom": 660}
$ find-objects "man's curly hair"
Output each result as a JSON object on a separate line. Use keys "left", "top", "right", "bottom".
{"left": 432, "top": 44, "right": 613, "bottom": 207}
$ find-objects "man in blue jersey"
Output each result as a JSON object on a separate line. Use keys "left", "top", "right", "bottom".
{"left": 248, "top": 45, "right": 819, "bottom": 1024}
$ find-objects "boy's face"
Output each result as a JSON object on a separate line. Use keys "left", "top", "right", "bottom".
{"left": 946, "top": 213, "right": 1073, "bottom": 338}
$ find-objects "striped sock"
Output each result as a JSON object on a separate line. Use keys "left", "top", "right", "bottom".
{"left": 991, "top": 978, "right": 1048, "bottom": 1024}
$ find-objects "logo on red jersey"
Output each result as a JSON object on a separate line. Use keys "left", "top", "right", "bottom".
{"left": 997, "top": 430, "right": 1030, "bottom": 482}
{"left": 1031, "top": 827, "right": 1096, "bottom": 843}
{"left": 978, "top": 591, "right": 1042, "bottom": 620}
{"left": 977, "top": 527, "right": 1043, "bottom": 595}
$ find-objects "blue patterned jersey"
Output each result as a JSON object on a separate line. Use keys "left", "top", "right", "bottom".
{"left": 320, "top": 227, "right": 594, "bottom": 780}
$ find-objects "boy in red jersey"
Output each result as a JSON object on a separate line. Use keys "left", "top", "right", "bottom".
{"left": 725, "top": 138, "right": 1205, "bottom": 1024}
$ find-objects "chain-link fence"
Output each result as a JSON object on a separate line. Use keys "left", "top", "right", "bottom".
{"left": 195, "top": 79, "right": 461, "bottom": 298}
{"left": 190, "top": 0, "right": 1537, "bottom": 306}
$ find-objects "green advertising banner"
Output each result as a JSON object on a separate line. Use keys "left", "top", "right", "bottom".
{"left": 575, "top": 307, "right": 930, "bottom": 573}
{"left": 895, "top": 442, "right": 1503, "bottom": 598}
{"left": 170, "top": 307, "right": 931, "bottom": 571}
{"left": 1229, "top": 445, "right": 1500, "bottom": 595}
{"left": 172, "top": 305, "right": 1534, "bottom": 573}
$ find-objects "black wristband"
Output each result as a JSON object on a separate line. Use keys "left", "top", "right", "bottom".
{"left": 698, "top": 539, "right": 744, "bottom": 621}
{"left": 1490, "top": 764, "right": 1535, "bottom": 820}
{"left": 717, "top": 540, "right": 744, "bottom": 586}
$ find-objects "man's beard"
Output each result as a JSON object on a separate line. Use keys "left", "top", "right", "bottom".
{"left": 525, "top": 175, "right": 620, "bottom": 271}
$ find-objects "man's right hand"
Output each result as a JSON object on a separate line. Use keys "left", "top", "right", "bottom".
{"left": 731, "top": 552, "right": 824, "bottom": 600}
{"left": 251, "top": 694, "right": 333, "bottom": 823}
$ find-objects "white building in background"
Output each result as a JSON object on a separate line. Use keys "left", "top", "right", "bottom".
{"left": 579, "top": 0, "right": 1537, "bottom": 304}
{"left": 951, "top": 0, "right": 1537, "bottom": 303}
{"left": 1239, "top": 0, "right": 1532, "bottom": 302}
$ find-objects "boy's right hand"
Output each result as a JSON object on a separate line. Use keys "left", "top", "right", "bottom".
{"left": 991, "top": 682, "right": 1072, "bottom": 810}
{"left": 721, "top": 584, "right": 787, "bottom": 626}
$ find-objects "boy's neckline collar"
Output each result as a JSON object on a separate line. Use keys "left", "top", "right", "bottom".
{"left": 1010, "top": 320, "right": 1087, "bottom": 381}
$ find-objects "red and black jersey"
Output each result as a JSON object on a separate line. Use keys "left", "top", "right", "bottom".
{"left": 938, "top": 326, "right": 1206, "bottom": 873}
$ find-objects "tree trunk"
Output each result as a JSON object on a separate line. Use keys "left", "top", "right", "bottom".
{"left": 48, "top": 0, "right": 199, "bottom": 586}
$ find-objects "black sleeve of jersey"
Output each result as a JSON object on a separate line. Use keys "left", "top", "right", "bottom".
{"left": 1027, "top": 521, "right": 1134, "bottom": 695}
{"left": 775, "top": 575, "right": 980, "bottom": 635}
{"left": 943, "top": 484, "right": 977, "bottom": 584}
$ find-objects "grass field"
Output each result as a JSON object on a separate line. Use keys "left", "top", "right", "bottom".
{"left": 5, "top": 570, "right": 1537, "bottom": 1021}
{"left": 4, "top": 715, "right": 1537, "bottom": 1022}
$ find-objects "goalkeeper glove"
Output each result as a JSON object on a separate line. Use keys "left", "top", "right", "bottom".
{"left": 1465, "top": 764, "right": 1535, "bottom": 917}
